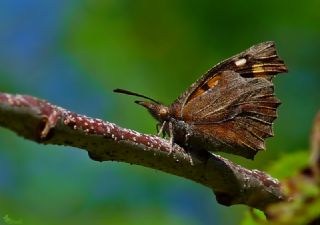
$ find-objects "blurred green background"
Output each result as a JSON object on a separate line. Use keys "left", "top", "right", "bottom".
{"left": 0, "top": 0, "right": 319, "bottom": 224}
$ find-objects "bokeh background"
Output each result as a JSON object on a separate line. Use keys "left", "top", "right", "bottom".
{"left": 0, "top": 0, "right": 319, "bottom": 224}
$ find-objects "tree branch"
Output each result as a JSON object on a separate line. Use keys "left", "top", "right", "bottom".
{"left": 0, "top": 92, "right": 285, "bottom": 211}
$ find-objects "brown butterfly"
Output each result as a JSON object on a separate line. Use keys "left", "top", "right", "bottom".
{"left": 114, "top": 41, "right": 288, "bottom": 159}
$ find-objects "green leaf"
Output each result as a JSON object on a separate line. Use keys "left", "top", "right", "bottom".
{"left": 267, "top": 150, "right": 309, "bottom": 179}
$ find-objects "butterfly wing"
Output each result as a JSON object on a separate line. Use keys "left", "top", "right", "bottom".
{"left": 171, "top": 41, "right": 287, "bottom": 117}
{"left": 170, "top": 41, "right": 287, "bottom": 159}
{"left": 184, "top": 71, "right": 279, "bottom": 158}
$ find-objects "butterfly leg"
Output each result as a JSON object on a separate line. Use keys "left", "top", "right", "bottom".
{"left": 157, "top": 121, "right": 167, "bottom": 137}
{"left": 168, "top": 121, "right": 174, "bottom": 154}
{"left": 156, "top": 123, "right": 160, "bottom": 134}
{"left": 182, "top": 131, "right": 195, "bottom": 165}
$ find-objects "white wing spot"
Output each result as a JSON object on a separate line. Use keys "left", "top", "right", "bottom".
{"left": 235, "top": 58, "right": 247, "bottom": 67}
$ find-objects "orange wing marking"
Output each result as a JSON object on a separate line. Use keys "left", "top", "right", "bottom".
{"left": 187, "top": 74, "right": 221, "bottom": 102}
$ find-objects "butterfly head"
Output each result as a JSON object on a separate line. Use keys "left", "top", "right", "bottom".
{"left": 113, "top": 88, "right": 170, "bottom": 122}
{"left": 135, "top": 101, "right": 170, "bottom": 122}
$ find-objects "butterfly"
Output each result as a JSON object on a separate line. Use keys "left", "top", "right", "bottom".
{"left": 114, "top": 41, "right": 288, "bottom": 159}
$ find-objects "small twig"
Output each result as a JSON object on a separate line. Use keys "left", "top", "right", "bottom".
{"left": 0, "top": 92, "right": 286, "bottom": 211}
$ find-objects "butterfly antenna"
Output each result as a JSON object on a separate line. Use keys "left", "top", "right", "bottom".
{"left": 113, "top": 88, "right": 161, "bottom": 104}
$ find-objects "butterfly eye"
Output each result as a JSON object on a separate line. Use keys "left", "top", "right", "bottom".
{"left": 159, "top": 107, "right": 168, "bottom": 116}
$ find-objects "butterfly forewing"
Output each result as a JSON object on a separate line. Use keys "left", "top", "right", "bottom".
{"left": 172, "top": 41, "right": 287, "bottom": 116}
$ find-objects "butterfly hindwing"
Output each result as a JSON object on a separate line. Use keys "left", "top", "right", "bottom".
{"left": 180, "top": 71, "right": 279, "bottom": 158}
